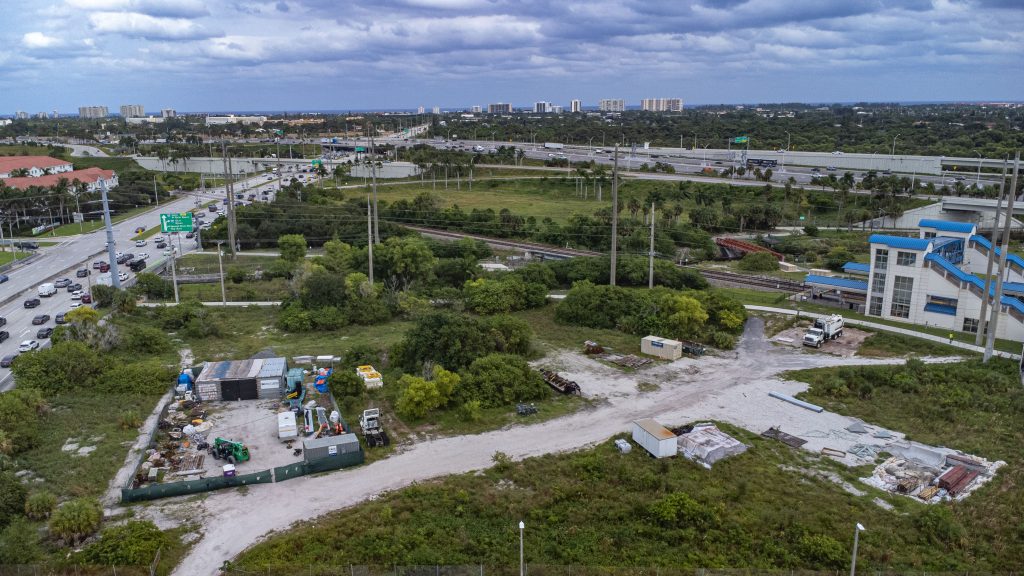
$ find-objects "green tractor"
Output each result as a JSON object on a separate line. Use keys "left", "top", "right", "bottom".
{"left": 209, "top": 437, "right": 250, "bottom": 464}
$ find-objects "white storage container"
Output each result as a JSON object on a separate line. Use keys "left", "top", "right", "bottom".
{"left": 277, "top": 411, "right": 298, "bottom": 440}
{"left": 632, "top": 419, "right": 677, "bottom": 458}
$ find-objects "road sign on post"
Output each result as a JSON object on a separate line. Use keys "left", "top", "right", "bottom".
{"left": 160, "top": 212, "right": 194, "bottom": 233}
{"left": 732, "top": 136, "right": 749, "bottom": 144}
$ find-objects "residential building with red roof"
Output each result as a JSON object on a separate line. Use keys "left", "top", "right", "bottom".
{"left": 0, "top": 156, "right": 74, "bottom": 178}
{"left": 1, "top": 167, "right": 118, "bottom": 192}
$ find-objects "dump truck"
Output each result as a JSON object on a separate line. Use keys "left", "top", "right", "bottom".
{"left": 359, "top": 408, "right": 390, "bottom": 448}
{"left": 803, "top": 314, "right": 844, "bottom": 348}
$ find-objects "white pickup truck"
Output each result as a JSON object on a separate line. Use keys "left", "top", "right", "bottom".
{"left": 803, "top": 314, "right": 844, "bottom": 348}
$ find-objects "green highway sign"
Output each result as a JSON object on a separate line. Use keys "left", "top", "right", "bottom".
{"left": 311, "top": 159, "right": 322, "bottom": 167}
{"left": 160, "top": 212, "right": 194, "bottom": 233}
{"left": 732, "top": 136, "right": 749, "bottom": 144}
{"left": 799, "top": 216, "right": 806, "bottom": 221}
{"left": 355, "top": 146, "right": 366, "bottom": 152}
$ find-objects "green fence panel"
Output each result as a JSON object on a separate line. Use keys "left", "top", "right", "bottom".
{"left": 273, "top": 461, "right": 308, "bottom": 482}
{"left": 121, "top": 469, "right": 272, "bottom": 503}
{"left": 304, "top": 449, "right": 365, "bottom": 474}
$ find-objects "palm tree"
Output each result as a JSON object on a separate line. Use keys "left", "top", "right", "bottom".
{"left": 627, "top": 196, "right": 642, "bottom": 220}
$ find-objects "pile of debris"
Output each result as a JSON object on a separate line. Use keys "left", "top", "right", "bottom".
{"left": 134, "top": 394, "right": 214, "bottom": 487}
{"left": 676, "top": 423, "right": 747, "bottom": 468}
{"left": 861, "top": 444, "right": 1004, "bottom": 503}
{"left": 539, "top": 369, "right": 582, "bottom": 395}
{"left": 604, "top": 354, "right": 652, "bottom": 369}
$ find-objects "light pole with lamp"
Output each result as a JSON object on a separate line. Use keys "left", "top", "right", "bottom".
{"left": 975, "top": 150, "right": 983, "bottom": 188}
{"left": 783, "top": 130, "right": 791, "bottom": 172}
{"left": 518, "top": 521, "right": 525, "bottom": 576}
{"left": 849, "top": 522, "right": 865, "bottom": 576}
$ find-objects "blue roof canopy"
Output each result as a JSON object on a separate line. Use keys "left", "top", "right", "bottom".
{"left": 843, "top": 262, "right": 870, "bottom": 274}
{"left": 869, "top": 234, "right": 932, "bottom": 251}
{"left": 919, "top": 219, "right": 977, "bottom": 233}
{"left": 804, "top": 274, "right": 869, "bottom": 292}
{"left": 970, "top": 235, "right": 1024, "bottom": 270}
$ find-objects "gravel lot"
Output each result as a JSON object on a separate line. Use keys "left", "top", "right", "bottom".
{"left": 139, "top": 318, "right": 963, "bottom": 576}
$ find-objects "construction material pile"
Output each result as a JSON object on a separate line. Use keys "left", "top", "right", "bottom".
{"left": 356, "top": 365, "right": 383, "bottom": 388}
{"left": 861, "top": 445, "right": 1004, "bottom": 503}
{"left": 135, "top": 395, "right": 212, "bottom": 487}
{"left": 676, "top": 423, "right": 747, "bottom": 467}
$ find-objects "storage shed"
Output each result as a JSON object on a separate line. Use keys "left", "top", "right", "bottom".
{"left": 632, "top": 419, "right": 677, "bottom": 458}
{"left": 195, "top": 357, "right": 288, "bottom": 401}
{"left": 302, "top": 433, "right": 361, "bottom": 463}
{"left": 641, "top": 336, "right": 683, "bottom": 360}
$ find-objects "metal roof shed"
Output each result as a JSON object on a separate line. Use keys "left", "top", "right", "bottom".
{"left": 632, "top": 419, "right": 677, "bottom": 458}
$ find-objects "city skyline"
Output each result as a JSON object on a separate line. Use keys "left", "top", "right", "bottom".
{"left": 1, "top": 0, "right": 1021, "bottom": 112}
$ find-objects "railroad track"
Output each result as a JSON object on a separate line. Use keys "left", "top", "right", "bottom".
{"left": 400, "top": 225, "right": 603, "bottom": 259}
{"left": 687, "top": 267, "right": 807, "bottom": 292}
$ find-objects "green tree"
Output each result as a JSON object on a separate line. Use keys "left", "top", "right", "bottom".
{"left": 278, "top": 234, "right": 308, "bottom": 262}
{"left": 11, "top": 341, "right": 105, "bottom": 394}
{"left": 379, "top": 236, "right": 437, "bottom": 289}
{"left": 0, "top": 518, "right": 42, "bottom": 564}
{"left": 658, "top": 294, "right": 709, "bottom": 340}
{"left": 92, "top": 284, "right": 116, "bottom": 308}
{"left": 460, "top": 353, "right": 548, "bottom": 407}
{"left": 0, "top": 389, "right": 47, "bottom": 455}
{"left": 396, "top": 375, "right": 446, "bottom": 419}
{"left": 737, "top": 252, "right": 780, "bottom": 272}
{"left": 133, "top": 272, "right": 173, "bottom": 299}
{"left": 0, "top": 473, "right": 27, "bottom": 528}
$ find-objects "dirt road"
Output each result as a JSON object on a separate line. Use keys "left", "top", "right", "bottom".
{"left": 161, "top": 319, "right": 951, "bottom": 576}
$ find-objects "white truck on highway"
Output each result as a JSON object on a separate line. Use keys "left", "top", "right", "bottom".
{"left": 802, "top": 314, "right": 844, "bottom": 348}
{"left": 38, "top": 283, "right": 56, "bottom": 297}
{"left": 543, "top": 142, "right": 564, "bottom": 150}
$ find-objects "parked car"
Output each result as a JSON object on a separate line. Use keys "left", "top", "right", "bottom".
{"left": 54, "top": 277, "right": 71, "bottom": 288}
{"left": 0, "top": 331, "right": 8, "bottom": 343}
{"left": 18, "top": 340, "right": 39, "bottom": 353}
{"left": 80, "top": 294, "right": 92, "bottom": 304}
{"left": 31, "top": 314, "right": 50, "bottom": 325}
{"left": 23, "top": 298, "right": 40, "bottom": 308}
{"left": 0, "top": 354, "right": 16, "bottom": 368}
{"left": 36, "top": 327, "right": 53, "bottom": 339}
{"left": 66, "top": 283, "right": 82, "bottom": 292}
{"left": 76, "top": 268, "right": 89, "bottom": 277}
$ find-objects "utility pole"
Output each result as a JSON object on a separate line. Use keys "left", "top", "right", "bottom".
{"left": 370, "top": 127, "right": 380, "bottom": 244}
{"left": 649, "top": 201, "right": 655, "bottom": 289}
{"left": 610, "top": 144, "right": 620, "bottom": 286}
{"left": 170, "top": 246, "right": 180, "bottom": 304}
{"left": 216, "top": 241, "right": 226, "bottom": 304}
{"left": 153, "top": 175, "right": 159, "bottom": 206}
{"left": 221, "top": 141, "right": 237, "bottom": 260}
{"left": 367, "top": 196, "right": 374, "bottom": 286}
{"left": 976, "top": 158, "right": 1009, "bottom": 346}
{"left": 984, "top": 151, "right": 1019, "bottom": 361}
{"left": 100, "top": 179, "right": 121, "bottom": 290}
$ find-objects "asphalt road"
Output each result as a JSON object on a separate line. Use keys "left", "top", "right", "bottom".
{"left": 0, "top": 172, "right": 277, "bottom": 391}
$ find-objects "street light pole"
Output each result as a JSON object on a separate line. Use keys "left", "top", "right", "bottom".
{"left": 850, "top": 523, "right": 865, "bottom": 576}
{"left": 518, "top": 521, "right": 525, "bottom": 576}
{"left": 975, "top": 150, "right": 982, "bottom": 187}
{"left": 216, "top": 241, "right": 226, "bottom": 304}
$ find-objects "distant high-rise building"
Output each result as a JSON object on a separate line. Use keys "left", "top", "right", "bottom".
{"left": 550, "top": 105, "right": 563, "bottom": 114}
{"left": 35, "top": 112, "right": 48, "bottom": 119}
{"left": 640, "top": 98, "right": 683, "bottom": 112}
{"left": 417, "top": 106, "right": 425, "bottom": 114}
{"left": 120, "top": 104, "right": 144, "bottom": 118}
{"left": 431, "top": 106, "right": 441, "bottom": 114}
{"left": 52, "top": 109, "right": 58, "bottom": 119}
{"left": 534, "top": 101, "right": 552, "bottom": 113}
{"left": 487, "top": 103, "right": 513, "bottom": 114}
{"left": 570, "top": 99, "right": 582, "bottom": 113}
{"left": 161, "top": 108, "right": 176, "bottom": 118}
{"left": 15, "top": 111, "right": 29, "bottom": 120}
{"left": 471, "top": 105, "right": 482, "bottom": 113}
{"left": 598, "top": 99, "right": 625, "bottom": 112}
{"left": 78, "top": 106, "right": 109, "bottom": 119}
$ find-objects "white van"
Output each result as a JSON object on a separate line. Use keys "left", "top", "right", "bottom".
{"left": 38, "top": 283, "right": 56, "bottom": 297}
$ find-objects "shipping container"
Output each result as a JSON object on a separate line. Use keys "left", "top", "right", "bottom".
{"left": 632, "top": 419, "right": 677, "bottom": 458}
{"left": 303, "top": 433, "right": 361, "bottom": 462}
{"left": 641, "top": 335, "right": 683, "bottom": 360}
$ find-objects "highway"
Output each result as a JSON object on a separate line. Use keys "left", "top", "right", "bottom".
{"left": 0, "top": 171, "right": 277, "bottom": 391}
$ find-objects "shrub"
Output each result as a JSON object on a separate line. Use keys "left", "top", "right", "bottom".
{"left": 119, "top": 410, "right": 143, "bottom": 429}
{"left": 24, "top": 491, "right": 57, "bottom": 520}
{"left": 737, "top": 252, "right": 779, "bottom": 272}
{"left": 99, "top": 360, "right": 177, "bottom": 395}
{"left": 0, "top": 473, "right": 27, "bottom": 528}
{"left": 227, "top": 265, "right": 247, "bottom": 284}
{"left": 400, "top": 312, "right": 534, "bottom": 371}
{"left": 797, "top": 534, "right": 846, "bottom": 568}
{"left": 121, "top": 325, "right": 172, "bottom": 354}
{"left": 0, "top": 518, "right": 42, "bottom": 564}
{"left": 459, "top": 353, "right": 548, "bottom": 408}
{"left": 0, "top": 389, "right": 47, "bottom": 454}
{"left": 82, "top": 521, "right": 168, "bottom": 566}
{"left": 49, "top": 498, "right": 103, "bottom": 544}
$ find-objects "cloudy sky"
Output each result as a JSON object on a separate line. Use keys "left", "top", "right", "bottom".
{"left": 1, "top": 0, "right": 1021, "bottom": 114}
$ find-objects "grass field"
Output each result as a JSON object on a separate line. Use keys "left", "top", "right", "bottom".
{"left": 512, "top": 303, "right": 642, "bottom": 356}
{"left": 0, "top": 251, "right": 30, "bottom": 265}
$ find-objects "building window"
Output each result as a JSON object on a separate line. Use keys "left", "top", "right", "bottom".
{"left": 871, "top": 271, "right": 887, "bottom": 294}
{"left": 897, "top": 251, "right": 917, "bottom": 266}
{"left": 890, "top": 275, "right": 914, "bottom": 319}
{"left": 923, "top": 232, "right": 936, "bottom": 238}
{"left": 963, "top": 318, "right": 979, "bottom": 334}
{"left": 869, "top": 296, "right": 883, "bottom": 316}
{"left": 875, "top": 249, "right": 889, "bottom": 269}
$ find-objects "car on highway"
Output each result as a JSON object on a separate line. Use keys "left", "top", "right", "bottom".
{"left": 18, "top": 340, "right": 39, "bottom": 353}
{"left": 118, "top": 272, "right": 128, "bottom": 282}
{"left": 826, "top": 166, "right": 837, "bottom": 171}
{"left": 36, "top": 327, "right": 53, "bottom": 339}
{"left": 76, "top": 268, "right": 89, "bottom": 278}
{"left": 69, "top": 302, "right": 82, "bottom": 309}
{"left": 92, "top": 260, "right": 105, "bottom": 269}
{"left": 156, "top": 241, "right": 167, "bottom": 249}
{"left": 137, "top": 253, "right": 150, "bottom": 261}
{"left": 209, "top": 205, "right": 218, "bottom": 212}
{"left": 23, "top": 298, "right": 40, "bottom": 308}
{"left": 55, "top": 313, "right": 67, "bottom": 325}
{"left": 0, "top": 354, "right": 17, "bottom": 368}
{"left": 70, "top": 290, "right": 83, "bottom": 300}
{"left": 185, "top": 232, "right": 195, "bottom": 239}
{"left": 130, "top": 260, "right": 147, "bottom": 272}
{"left": 0, "top": 331, "right": 8, "bottom": 344}
{"left": 832, "top": 151, "right": 843, "bottom": 155}
{"left": 0, "top": 274, "right": 8, "bottom": 283}
{"left": 135, "top": 240, "right": 147, "bottom": 247}
{"left": 0, "top": 317, "right": 5, "bottom": 328}
{"left": 31, "top": 314, "right": 50, "bottom": 325}
{"left": 54, "top": 277, "right": 71, "bottom": 288}
{"left": 66, "top": 283, "right": 82, "bottom": 292}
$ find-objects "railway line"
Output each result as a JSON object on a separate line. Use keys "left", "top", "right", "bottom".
{"left": 686, "top": 267, "right": 807, "bottom": 292}
{"left": 399, "top": 225, "right": 603, "bottom": 259}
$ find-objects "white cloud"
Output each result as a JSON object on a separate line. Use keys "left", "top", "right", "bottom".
{"left": 66, "top": 0, "right": 209, "bottom": 18}
{"left": 88, "top": 11, "right": 218, "bottom": 39}
{"left": 22, "top": 32, "right": 64, "bottom": 49}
